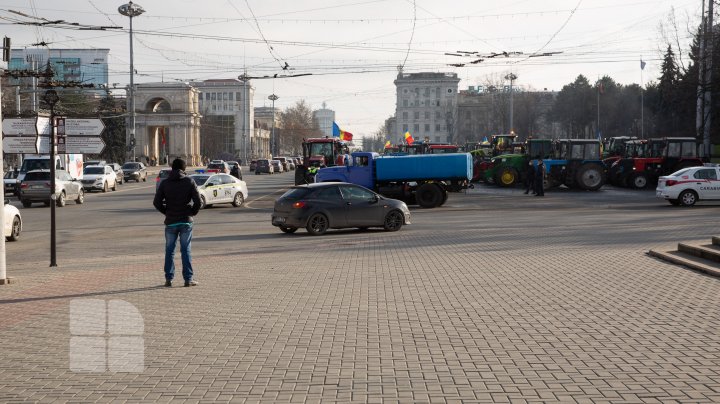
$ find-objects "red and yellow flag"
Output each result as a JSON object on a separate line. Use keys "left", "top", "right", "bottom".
{"left": 384, "top": 140, "right": 391, "bottom": 149}
{"left": 404, "top": 131, "right": 414, "bottom": 145}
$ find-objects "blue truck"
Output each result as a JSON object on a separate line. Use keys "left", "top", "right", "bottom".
{"left": 315, "top": 151, "right": 473, "bottom": 208}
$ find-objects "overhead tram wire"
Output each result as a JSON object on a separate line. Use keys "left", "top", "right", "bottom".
{"left": 398, "top": 0, "right": 416, "bottom": 70}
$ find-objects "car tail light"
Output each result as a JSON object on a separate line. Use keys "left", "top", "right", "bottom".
{"left": 665, "top": 180, "right": 678, "bottom": 186}
{"left": 156, "top": 176, "right": 160, "bottom": 182}
{"left": 20, "top": 183, "right": 28, "bottom": 189}
{"left": 293, "top": 201, "right": 306, "bottom": 209}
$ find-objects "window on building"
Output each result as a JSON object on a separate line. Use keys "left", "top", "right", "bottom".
{"left": 424, "top": 111, "right": 430, "bottom": 119}
{"left": 205, "top": 93, "right": 210, "bottom": 100}
{"left": 413, "top": 111, "right": 420, "bottom": 120}
{"left": 223, "top": 92, "right": 228, "bottom": 100}
{"left": 402, "top": 111, "right": 408, "bottom": 119}
{"left": 435, "top": 111, "right": 442, "bottom": 120}
{"left": 229, "top": 92, "right": 234, "bottom": 101}
{"left": 211, "top": 93, "right": 216, "bottom": 101}
{"left": 413, "top": 124, "right": 420, "bottom": 132}
{"left": 436, "top": 101, "right": 440, "bottom": 106}
{"left": 436, "top": 87, "right": 440, "bottom": 97}
{"left": 236, "top": 92, "right": 242, "bottom": 101}
{"left": 424, "top": 124, "right": 430, "bottom": 132}
{"left": 403, "top": 99, "right": 408, "bottom": 107}
{"left": 402, "top": 124, "right": 409, "bottom": 132}
{"left": 424, "top": 87, "right": 430, "bottom": 97}
{"left": 435, "top": 124, "right": 441, "bottom": 131}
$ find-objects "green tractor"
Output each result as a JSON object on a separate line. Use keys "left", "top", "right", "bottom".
{"left": 483, "top": 139, "right": 553, "bottom": 187}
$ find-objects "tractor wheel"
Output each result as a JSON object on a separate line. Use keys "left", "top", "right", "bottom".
{"left": 630, "top": 173, "right": 649, "bottom": 189}
{"left": 679, "top": 190, "right": 698, "bottom": 207}
{"left": 576, "top": 163, "right": 605, "bottom": 191}
{"left": 415, "top": 183, "right": 444, "bottom": 208}
{"left": 497, "top": 167, "right": 519, "bottom": 187}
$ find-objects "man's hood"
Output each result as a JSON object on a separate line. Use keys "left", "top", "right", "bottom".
{"left": 168, "top": 169, "right": 187, "bottom": 180}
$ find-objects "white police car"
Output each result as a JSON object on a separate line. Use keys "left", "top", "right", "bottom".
{"left": 656, "top": 165, "right": 720, "bottom": 206}
{"left": 189, "top": 173, "right": 248, "bottom": 209}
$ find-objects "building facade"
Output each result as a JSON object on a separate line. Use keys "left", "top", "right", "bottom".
{"left": 254, "top": 106, "right": 279, "bottom": 157}
{"left": 192, "top": 79, "right": 265, "bottom": 162}
{"left": 313, "top": 102, "right": 335, "bottom": 137}
{"left": 9, "top": 48, "right": 109, "bottom": 87}
{"left": 393, "top": 72, "right": 460, "bottom": 144}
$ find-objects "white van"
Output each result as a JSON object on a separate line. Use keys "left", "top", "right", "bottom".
{"left": 17, "top": 154, "right": 84, "bottom": 182}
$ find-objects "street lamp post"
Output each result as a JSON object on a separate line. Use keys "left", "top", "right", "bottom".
{"left": 119, "top": 2, "right": 145, "bottom": 162}
{"left": 268, "top": 94, "right": 278, "bottom": 156}
{"left": 505, "top": 73, "right": 517, "bottom": 134}
{"left": 43, "top": 89, "right": 59, "bottom": 267}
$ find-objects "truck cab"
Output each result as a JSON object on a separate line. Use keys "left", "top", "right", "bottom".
{"left": 314, "top": 152, "right": 378, "bottom": 190}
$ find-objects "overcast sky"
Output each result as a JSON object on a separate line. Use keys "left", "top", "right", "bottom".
{"left": 1, "top": 0, "right": 704, "bottom": 137}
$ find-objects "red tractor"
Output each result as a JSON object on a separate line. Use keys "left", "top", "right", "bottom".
{"left": 295, "top": 137, "right": 349, "bottom": 185}
{"left": 610, "top": 137, "right": 704, "bottom": 189}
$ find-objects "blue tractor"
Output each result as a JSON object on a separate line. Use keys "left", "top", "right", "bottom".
{"left": 542, "top": 139, "right": 606, "bottom": 191}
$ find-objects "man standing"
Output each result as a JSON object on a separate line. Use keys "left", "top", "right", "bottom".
{"left": 153, "top": 158, "right": 201, "bottom": 287}
{"left": 534, "top": 159, "right": 545, "bottom": 197}
{"left": 524, "top": 159, "right": 536, "bottom": 194}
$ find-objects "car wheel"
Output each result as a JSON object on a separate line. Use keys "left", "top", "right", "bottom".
{"left": 306, "top": 213, "right": 329, "bottom": 236}
{"left": 21, "top": 200, "right": 32, "bottom": 208}
{"left": 76, "top": 189, "right": 85, "bottom": 204}
{"left": 7, "top": 215, "right": 21, "bottom": 241}
{"left": 668, "top": 199, "right": 680, "bottom": 206}
{"left": 679, "top": 190, "right": 697, "bottom": 207}
{"left": 199, "top": 195, "right": 206, "bottom": 209}
{"left": 383, "top": 210, "right": 404, "bottom": 232}
{"left": 232, "top": 192, "right": 245, "bottom": 207}
{"left": 112, "top": 181, "right": 117, "bottom": 191}
{"left": 56, "top": 191, "right": 66, "bottom": 207}
{"left": 280, "top": 226, "right": 298, "bottom": 234}
{"left": 143, "top": 175, "right": 147, "bottom": 182}
{"left": 102, "top": 182, "right": 108, "bottom": 193}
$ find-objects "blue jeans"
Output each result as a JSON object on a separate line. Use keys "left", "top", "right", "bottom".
{"left": 164, "top": 224, "right": 193, "bottom": 282}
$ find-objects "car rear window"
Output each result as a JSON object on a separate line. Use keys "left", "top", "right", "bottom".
{"left": 208, "top": 163, "right": 224, "bottom": 169}
{"left": 123, "top": 163, "right": 140, "bottom": 169}
{"left": 280, "top": 188, "right": 312, "bottom": 200}
{"left": 191, "top": 175, "right": 209, "bottom": 185}
{"left": 159, "top": 170, "right": 171, "bottom": 178}
{"left": 24, "top": 172, "right": 50, "bottom": 181}
{"left": 84, "top": 166, "right": 105, "bottom": 174}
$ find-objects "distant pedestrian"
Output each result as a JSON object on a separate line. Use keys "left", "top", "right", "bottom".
{"left": 153, "top": 158, "right": 201, "bottom": 287}
{"left": 524, "top": 159, "right": 535, "bottom": 194}
{"left": 534, "top": 159, "right": 545, "bottom": 196}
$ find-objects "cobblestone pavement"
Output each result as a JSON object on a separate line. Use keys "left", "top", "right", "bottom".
{"left": 0, "top": 180, "right": 719, "bottom": 403}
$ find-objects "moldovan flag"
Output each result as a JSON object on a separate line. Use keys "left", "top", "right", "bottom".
{"left": 384, "top": 140, "right": 392, "bottom": 149}
{"left": 332, "top": 122, "right": 353, "bottom": 141}
{"left": 160, "top": 127, "right": 166, "bottom": 145}
{"left": 404, "top": 131, "right": 414, "bottom": 145}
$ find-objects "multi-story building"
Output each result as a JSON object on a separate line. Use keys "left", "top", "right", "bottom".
{"left": 313, "top": 102, "right": 335, "bottom": 137}
{"left": 192, "top": 79, "right": 268, "bottom": 162}
{"left": 393, "top": 72, "right": 460, "bottom": 144}
{"left": 9, "top": 48, "right": 110, "bottom": 87}
{"left": 254, "top": 106, "right": 280, "bottom": 157}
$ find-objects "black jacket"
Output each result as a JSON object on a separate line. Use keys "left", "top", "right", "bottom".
{"left": 153, "top": 170, "right": 201, "bottom": 225}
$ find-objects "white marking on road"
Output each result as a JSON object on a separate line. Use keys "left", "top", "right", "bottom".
{"left": 244, "top": 188, "right": 286, "bottom": 210}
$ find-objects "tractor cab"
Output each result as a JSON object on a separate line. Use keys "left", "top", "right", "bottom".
{"left": 490, "top": 134, "right": 517, "bottom": 156}
{"left": 295, "top": 137, "right": 349, "bottom": 185}
{"left": 544, "top": 139, "right": 605, "bottom": 190}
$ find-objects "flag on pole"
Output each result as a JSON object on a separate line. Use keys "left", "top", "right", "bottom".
{"left": 640, "top": 59, "right": 646, "bottom": 70}
{"left": 404, "top": 131, "right": 414, "bottom": 145}
{"left": 332, "top": 122, "right": 353, "bottom": 141}
{"left": 160, "top": 127, "right": 166, "bottom": 145}
{"left": 597, "top": 130, "right": 603, "bottom": 155}
{"left": 597, "top": 81, "right": 605, "bottom": 94}
{"left": 384, "top": 140, "right": 391, "bottom": 149}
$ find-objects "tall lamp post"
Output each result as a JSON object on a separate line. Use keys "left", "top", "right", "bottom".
{"left": 43, "top": 89, "right": 59, "bottom": 267}
{"left": 505, "top": 73, "right": 517, "bottom": 135}
{"left": 118, "top": 2, "right": 145, "bottom": 162}
{"left": 268, "top": 94, "right": 278, "bottom": 156}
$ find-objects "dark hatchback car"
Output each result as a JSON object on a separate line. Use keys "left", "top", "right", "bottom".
{"left": 255, "top": 159, "right": 273, "bottom": 174}
{"left": 122, "top": 162, "right": 147, "bottom": 182}
{"left": 271, "top": 182, "right": 411, "bottom": 235}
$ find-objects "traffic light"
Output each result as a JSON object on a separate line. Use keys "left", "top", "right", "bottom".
{"left": 3, "top": 37, "right": 10, "bottom": 62}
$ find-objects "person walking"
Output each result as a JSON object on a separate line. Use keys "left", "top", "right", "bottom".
{"left": 524, "top": 159, "right": 536, "bottom": 194}
{"left": 153, "top": 158, "right": 201, "bottom": 287}
{"left": 534, "top": 159, "right": 545, "bottom": 196}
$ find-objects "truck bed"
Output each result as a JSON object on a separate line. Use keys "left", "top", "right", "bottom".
{"left": 375, "top": 153, "right": 472, "bottom": 183}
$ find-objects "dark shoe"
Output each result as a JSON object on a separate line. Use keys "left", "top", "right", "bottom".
{"left": 165, "top": 280, "right": 172, "bottom": 287}
{"left": 184, "top": 280, "right": 198, "bottom": 287}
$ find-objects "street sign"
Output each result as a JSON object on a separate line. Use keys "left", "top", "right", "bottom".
{"left": 66, "top": 136, "right": 105, "bottom": 154}
{"left": 2, "top": 136, "right": 38, "bottom": 153}
{"left": 1, "top": 117, "right": 50, "bottom": 154}
{"left": 2, "top": 118, "right": 36, "bottom": 135}
{"left": 64, "top": 119, "right": 105, "bottom": 136}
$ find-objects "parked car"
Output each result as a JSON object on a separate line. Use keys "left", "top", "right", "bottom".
{"left": 189, "top": 173, "right": 248, "bottom": 209}
{"left": 4, "top": 199, "right": 21, "bottom": 241}
{"left": 156, "top": 168, "right": 172, "bottom": 191}
{"left": 122, "top": 162, "right": 147, "bottom": 182}
{"left": 107, "top": 163, "right": 125, "bottom": 185}
{"left": 285, "top": 159, "right": 296, "bottom": 171}
{"left": 249, "top": 160, "right": 257, "bottom": 172}
{"left": 81, "top": 165, "right": 117, "bottom": 192}
{"left": 271, "top": 182, "right": 411, "bottom": 235}
{"left": 656, "top": 165, "right": 720, "bottom": 206}
{"left": 207, "top": 160, "right": 230, "bottom": 174}
{"left": 274, "top": 157, "right": 290, "bottom": 172}
{"left": 227, "top": 161, "right": 243, "bottom": 179}
{"left": 83, "top": 160, "right": 106, "bottom": 168}
{"left": 4, "top": 169, "right": 19, "bottom": 196}
{"left": 19, "top": 169, "right": 84, "bottom": 207}
{"left": 255, "top": 159, "right": 274, "bottom": 175}
{"left": 270, "top": 160, "right": 284, "bottom": 173}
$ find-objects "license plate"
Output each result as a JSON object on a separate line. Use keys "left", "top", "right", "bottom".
{"left": 274, "top": 217, "right": 286, "bottom": 224}
{"left": 31, "top": 185, "right": 44, "bottom": 189}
